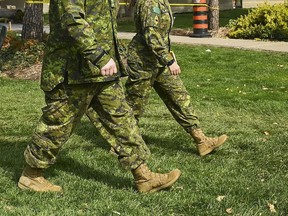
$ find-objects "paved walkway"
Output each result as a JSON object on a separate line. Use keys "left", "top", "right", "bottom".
{"left": 2, "top": 23, "right": 288, "bottom": 53}
{"left": 119, "top": 32, "right": 288, "bottom": 53}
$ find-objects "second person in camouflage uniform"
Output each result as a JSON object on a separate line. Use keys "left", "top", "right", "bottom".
{"left": 17, "top": 0, "right": 181, "bottom": 194}
{"left": 125, "top": 0, "right": 228, "bottom": 156}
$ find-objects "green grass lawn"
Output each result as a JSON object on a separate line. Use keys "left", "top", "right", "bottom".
{"left": 117, "top": 8, "right": 249, "bottom": 32}
{"left": 0, "top": 44, "right": 287, "bottom": 215}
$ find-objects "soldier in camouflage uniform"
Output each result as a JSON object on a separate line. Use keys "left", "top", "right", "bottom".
{"left": 18, "top": 0, "right": 181, "bottom": 194}
{"left": 124, "top": 0, "right": 227, "bottom": 156}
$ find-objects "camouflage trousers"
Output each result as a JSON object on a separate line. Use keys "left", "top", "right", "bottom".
{"left": 24, "top": 80, "right": 151, "bottom": 170}
{"left": 125, "top": 62, "right": 200, "bottom": 133}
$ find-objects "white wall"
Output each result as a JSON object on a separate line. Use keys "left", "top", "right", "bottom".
{"left": 1, "top": 0, "right": 284, "bottom": 12}
{"left": 243, "top": 0, "right": 283, "bottom": 8}
{"left": 0, "top": 0, "right": 49, "bottom": 13}
{"left": 168, "top": 0, "right": 233, "bottom": 13}
{"left": 43, "top": 4, "right": 48, "bottom": 13}
{"left": 0, "top": 0, "right": 25, "bottom": 9}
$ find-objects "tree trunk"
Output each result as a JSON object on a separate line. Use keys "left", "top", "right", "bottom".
{"left": 22, "top": 3, "right": 43, "bottom": 41}
{"left": 208, "top": 0, "right": 219, "bottom": 31}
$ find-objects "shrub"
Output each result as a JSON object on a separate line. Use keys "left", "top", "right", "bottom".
{"left": 0, "top": 31, "right": 45, "bottom": 72}
{"left": 227, "top": 3, "right": 288, "bottom": 40}
{"left": 14, "top": 10, "right": 24, "bottom": 23}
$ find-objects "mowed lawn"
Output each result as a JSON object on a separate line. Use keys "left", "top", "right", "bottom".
{"left": 117, "top": 8, "right": 249, "bottom": 32}
{"left": 0, "top": 44, "right": 288, "bottom": 215}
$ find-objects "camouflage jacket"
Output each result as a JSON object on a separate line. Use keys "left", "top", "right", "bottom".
{"left": 128, "top": 0, "right": 174, "bottom": 68}
{"left": 41, "top": 0, "right": 124, "bottom": 91}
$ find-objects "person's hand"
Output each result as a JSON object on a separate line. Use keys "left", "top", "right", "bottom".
{"left": 168, "top": 61, "right": 181, "bottom": 75}
{"left": 101, "top": 58, "right": 117, "bottom": 76}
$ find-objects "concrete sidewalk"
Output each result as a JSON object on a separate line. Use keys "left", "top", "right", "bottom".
{"left": 119, "top": 32, "right": 288, "bottom": 53}
{"left": 0, "top": 23, "right": 50, "bottom": 34}
{"left": 2, "top": 23, "right": 288, "bottom": 53}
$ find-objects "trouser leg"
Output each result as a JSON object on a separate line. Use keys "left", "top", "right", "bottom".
{"left": 125, "top": 63, "right": 154, "bottom": 121}
{"left": 24, "top": 83, "right": 97, "bottom": 169}
{"left": 86, "top": 81, "right": 151, "bottom": 170}
{"left": 154, "top": 68, "right": 227, "bottom": 156}
{"left": 86, "top": 80, "right": 181, "bottom": 192}
{"left": 154, "top": 67, "right": 200, "bottom": 133}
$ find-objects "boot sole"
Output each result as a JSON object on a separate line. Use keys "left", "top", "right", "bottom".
{"left": 18, "top": 181, "right": 63, "bottom": 193}
{"left": 18, "top": 182, "right": 31, "bottom": 191}
{"left": 148, "top": 169, "right": 181, "bottom": 193}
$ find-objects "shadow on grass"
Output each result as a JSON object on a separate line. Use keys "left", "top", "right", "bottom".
{"left": 74, "top": 119, "right": 199, "bottom": 156}
{"left": 73, "top": 118, "right": 110, "bottom": 151}
{"left": 56, "top": 153, "right": 132, "bottom": 190}
{"left": 0, "top": 139, "right": 28, "bottom": 182}
{"left": 141, "top": 134, "right": 198, "bottom": 155}
{"left": 0, "top": 138, "right": 131, "bottom": 191}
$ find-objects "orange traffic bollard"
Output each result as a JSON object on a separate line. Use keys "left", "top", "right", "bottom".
{"left": 191, "top": 0, "right": 211, "bottom": 37}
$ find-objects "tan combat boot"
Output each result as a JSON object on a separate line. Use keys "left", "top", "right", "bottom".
{"left": 131, "top": 163, "right": 181, "bottom": 193}
{"left": 191, "top": 128, "right": 227, "bottom": 157}
{"left": 18, "top": 165, "right": 62, "bottom": 192}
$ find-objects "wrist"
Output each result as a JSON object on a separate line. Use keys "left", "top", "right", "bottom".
{"left": 167, "top": 59, "right": 175, "bottom": 67}
{"left": 94, "top": 54, "right": 111, "bottom": 69}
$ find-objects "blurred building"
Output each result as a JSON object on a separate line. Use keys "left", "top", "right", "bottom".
{"left": 0, "top": 0, "right": 284, "bottom": 13}
{"left": 0, "top": 0, "right": 49, "bottom": 13}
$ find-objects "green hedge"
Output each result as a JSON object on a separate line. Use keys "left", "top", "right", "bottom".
{"left": 228, "top": 3, "right": 288, "bottom": 40}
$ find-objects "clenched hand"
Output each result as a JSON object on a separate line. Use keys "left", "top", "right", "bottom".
{"left": 168, "top": 62, "right": 181, "bottom": 75}
{"left": 101, "top": 58, "right": 117, "bottom": 76}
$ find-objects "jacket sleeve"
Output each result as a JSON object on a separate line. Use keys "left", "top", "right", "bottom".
{"left": 60, "top": 3, "right": 111, "bottom": 69}
{"left": 141, "top": 2, "right": 174, "bottom": 66}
